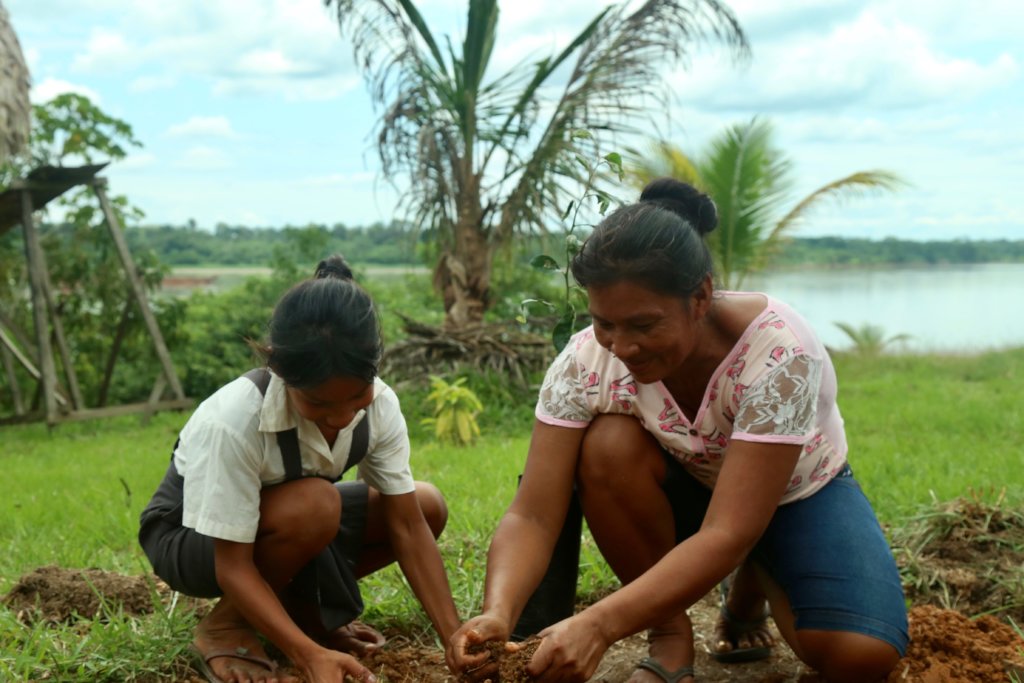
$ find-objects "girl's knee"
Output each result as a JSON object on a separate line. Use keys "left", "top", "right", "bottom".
{"left": 259, "top": 478, "right": 340, "bottom": 544}
{"left": 796, "top": 630, "right": 901, "bottom": 683}
{"left": 414, "top": 481, "right": 448, "bottom": 538}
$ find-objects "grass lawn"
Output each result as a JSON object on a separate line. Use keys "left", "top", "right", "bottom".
{"left": 1, "top": 346, "right": 1021, "bottom": 680}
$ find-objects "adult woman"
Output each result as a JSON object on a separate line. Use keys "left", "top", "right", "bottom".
{"left": 449, "top": 180, "right": 907, "bottom": 683}
{"left": 140, "top": 256, "right": 459, "bottom": 683}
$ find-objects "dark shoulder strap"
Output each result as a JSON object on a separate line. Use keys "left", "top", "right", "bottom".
{"left": 242, "top": 367, "right": 272, "bottom": 395}
{"left": 343, "top": 416, "right": 371, "bottom": 475}
{"left": 243, "top": 367, "right": 302, "bottom": 481}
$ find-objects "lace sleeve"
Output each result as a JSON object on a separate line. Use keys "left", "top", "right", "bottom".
{"left": 535, "top": 344, "right": 593, "bottom": 424}
{"left": 734, "top": 354, "right": 823, "bottom": 437}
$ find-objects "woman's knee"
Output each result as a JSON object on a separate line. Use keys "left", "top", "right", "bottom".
{"left": 578, "top": 414, "right": 663, "bottom": 488}
{"left": 414, "top": 481, "right": 448, "bottom": 538}
{"left": 259, "top": 478, "right": 340, "bottom": 546}
{"left": 796, "top": 630, "right": 901, "bottom": 683}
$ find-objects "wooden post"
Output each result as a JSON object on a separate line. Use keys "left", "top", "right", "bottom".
{"left": 1, "top": 342, "right": 25, "bottom": 415}
{"left": 97, "top": 300, "right": 132, "bottom": 407}
{"left": 92, "top": 178, "right": 186, "bottom": 401}
{"left": 37, "top": 254, "right": 84, "bottom": 409}
{"left": 19, "top": 188, "right": 59, "bottom": 423}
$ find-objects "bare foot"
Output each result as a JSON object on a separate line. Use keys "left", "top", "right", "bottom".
{"left": 323, "top": 620, "right": 386, "bottom": 655}
{"left": 193, "top": 599, "right": 298, "bottom": 683}
{"left": 711, "top": 565, "right": 774, "bottom": 661}
{"left": 627, "top": 614, "right": 695, "bottom": 683}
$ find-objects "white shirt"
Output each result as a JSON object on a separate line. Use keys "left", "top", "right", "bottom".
{"left": 176, "top": 372, "right": 414, "bottom": 543}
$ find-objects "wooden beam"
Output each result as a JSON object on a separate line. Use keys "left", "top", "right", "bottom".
{"left": 0, "top": 315, "right": 69, "bottom": 406}
{"left": 92, "top": 179, "right": 186, "bottom": 401}
{"left": 37, "top": 253, "right": 84, "bottom": 409}
{"left": 97, "top": 300, "right": 132, "bottom": 407}
{"left": 1, "top": 343, "right": 25, "bottom": 415}
{"left": 19, "top": 189, "right": 60, "bottom": 423}
{"left": 0, "top": 397, "right": 194, "bottom": 426}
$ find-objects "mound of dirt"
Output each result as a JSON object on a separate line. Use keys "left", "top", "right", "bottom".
{"left": 886, "top": 605, "right": 1024, "bottom": 683}
{"left": 3, "top": 565, "right": 155, "bottom": 622}
{"left": 894, "top": 495, "right": 1024, "bottom": 624}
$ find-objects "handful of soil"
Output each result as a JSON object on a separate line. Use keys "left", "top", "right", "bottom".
{"left": 460, "top": 638, "right": 541, "bottom": 683}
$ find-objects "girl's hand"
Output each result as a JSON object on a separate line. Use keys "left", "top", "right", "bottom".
{"left": 447, "top": 614, "right": 512, "bottom": 680}
{"left": 300, "top": 647, "right": 376, "bottom": 683}
{"left": 529, "top": 615, "right": 611, "bottom": 683}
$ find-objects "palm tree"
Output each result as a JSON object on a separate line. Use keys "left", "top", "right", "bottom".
{"left": 630, "top": 117, "right": 905, "bottom": 289}
{"left": 834, "top": 322, "right": 911, "bottom": 356}
{"left": 324, "top": 0, "right": 748, "bottom": 330}
{"left": 0, "top": 0, "right": 30, "bottom": 163}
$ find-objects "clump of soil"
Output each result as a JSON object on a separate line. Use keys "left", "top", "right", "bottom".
{"left": 886, "top": 605, "right": 1024, "bottom": 683}
{"left": 3, "top": 565, "right": 156, "bottom": 622}
{"left": 453, "top": 636, "right": 541, "bottom": 683}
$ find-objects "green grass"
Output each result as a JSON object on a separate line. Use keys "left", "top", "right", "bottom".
{"left": 1, "top": 347, "right": 1022, "bottom": 679}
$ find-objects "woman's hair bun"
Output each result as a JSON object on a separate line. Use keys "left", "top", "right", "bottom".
{"left": 639, "top": 177, "right": 718, "bottom": 236}
{"left": 314, "top": 254, "right": 354, "bottom": 281}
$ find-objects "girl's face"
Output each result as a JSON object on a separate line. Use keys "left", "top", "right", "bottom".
{"left": 587, "top": 279, "right": 709, "bottom": 385}
{"left": 286, "top": 375, "right": 374, "bottom": 434}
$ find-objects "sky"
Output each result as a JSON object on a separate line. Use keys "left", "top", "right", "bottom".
{"left": 7, "top": 0, "right": 1023, "bottom": 241}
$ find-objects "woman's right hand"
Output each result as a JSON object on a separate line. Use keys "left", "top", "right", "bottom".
{"left": 447, "top": 614, "right": 512, "bottom": 681}
{"left": 300, "top": 647, "right": 376, "bottom": 683}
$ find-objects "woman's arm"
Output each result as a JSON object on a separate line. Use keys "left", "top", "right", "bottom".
{"left": 379, "top": 491, "right": 461, "bottom": 643}
{"left": 482, "top": 420, "right": 586, "bottom": 628}
{"left": 528, "top": 440, "right": 801, "bottom": 682}
{"left": 448, "top": 420, "right": 585, "bottom": 676}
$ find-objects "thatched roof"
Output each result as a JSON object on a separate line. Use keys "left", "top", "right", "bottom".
{"left": 0, "top": 163, "right": 108, "bottom": 236}
{"left": 0, "top": 1, "right": 30, "bottom": 162}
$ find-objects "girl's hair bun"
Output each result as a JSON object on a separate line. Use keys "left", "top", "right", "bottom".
{"left": 314, "top": 254, "right": 354, "bottom": 281}
{"left": 639, "top": 177, "right": 718, "bottom": 236}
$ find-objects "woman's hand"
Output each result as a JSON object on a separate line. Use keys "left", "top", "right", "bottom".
{"left": 529, "top": 614, "right": 612, "bottom": 683}
{"left": 447, "top": 614, "right": 512, "bottom": 680}
{"left": 299, "top": 647, "right": 376, "bottom": 683}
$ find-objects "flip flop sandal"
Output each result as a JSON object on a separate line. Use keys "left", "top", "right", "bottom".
{"left": 709, "top": 580, "right": 772, "bottom": 664}
{"left": 189, "top": 643, "right": 278, "bottom": 683}
{"left": 636, "top": 657, "right": 695, "bottom": 682}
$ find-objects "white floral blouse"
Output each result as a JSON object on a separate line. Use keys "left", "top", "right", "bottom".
{"left": 535, "top": 292, "right": 848, "bottom": 503}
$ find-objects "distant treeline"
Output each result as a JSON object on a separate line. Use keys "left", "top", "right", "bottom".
{"left": 773, "top": 236, "right": 1024, "bottom": 267}
{"left": 125, "top": 221, "right": 423, "bottom": 266}
{"left": 122, "top": 222, "right": 1024, "bottom": 268}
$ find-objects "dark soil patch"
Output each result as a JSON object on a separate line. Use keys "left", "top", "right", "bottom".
{"left": 2, "top": 565, "right": 156, "bottom": 622}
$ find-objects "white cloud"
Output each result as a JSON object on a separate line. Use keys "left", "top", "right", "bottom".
{"left": 166, "top": 116, "right": 238, "bottom": 139}
{"left": 70, "top": 27, "right": 133, "bottom": 73}
{"left": 297, "top": 171, "right": 377, "bottom": 187}
{"left": 174, "top": 146, "right": 232, "bottom": 171}
{"left": 30, "top": 77, "right": 101, "bottom": 104}
{"left": 116, "top": 152, "right": 158, "bottom": 170}
{"left": 129, "top": 74, "right": 177, "bottom": 93}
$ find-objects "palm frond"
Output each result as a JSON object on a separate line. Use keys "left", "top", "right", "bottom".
{"left": 626, "top": 140, "right": 703, "bottom": 192}
{"left": 698, "top": 117, "right": 791, "bottom": 287}
{"left": 495, "top": 0, "right": 749, "bottom": 244}
{"left": 772, "top": 170, "right": 907, "bottom": 242}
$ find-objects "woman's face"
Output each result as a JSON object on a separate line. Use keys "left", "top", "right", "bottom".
{"left": 286, "top": 375, "right": 374, "bottom": 433}
{"left": 587, "top": 279, "right": 707, "bottom": 384}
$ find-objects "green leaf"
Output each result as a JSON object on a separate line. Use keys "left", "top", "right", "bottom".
{"left": 529, "top": 254, "right": 560, "bottom": 270}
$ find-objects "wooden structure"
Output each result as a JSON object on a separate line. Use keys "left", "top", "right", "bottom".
{"left": 0, "top": 164, "right": 190, "bottom": 425}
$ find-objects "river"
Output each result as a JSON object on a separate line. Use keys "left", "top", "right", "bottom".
{"left": 745, "top": 262, "right": 1024, "bottom": 353}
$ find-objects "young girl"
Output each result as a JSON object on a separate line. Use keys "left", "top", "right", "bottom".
{"left": 140, "top": 256, "right": 460, "bottom": 683}
{"left": 449, "top": 180, "right": 907, "bottom": 683}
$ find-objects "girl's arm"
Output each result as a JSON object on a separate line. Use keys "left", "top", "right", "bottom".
{"left": 379, "top": 491, "right": 461, "bottom": 645}
{"left": 213, "top": 541, "right": 374, "bottom": 683}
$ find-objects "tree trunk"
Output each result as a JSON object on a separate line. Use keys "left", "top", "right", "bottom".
{"left": 437, "top": 173, "right": 491, "bottom": 331}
